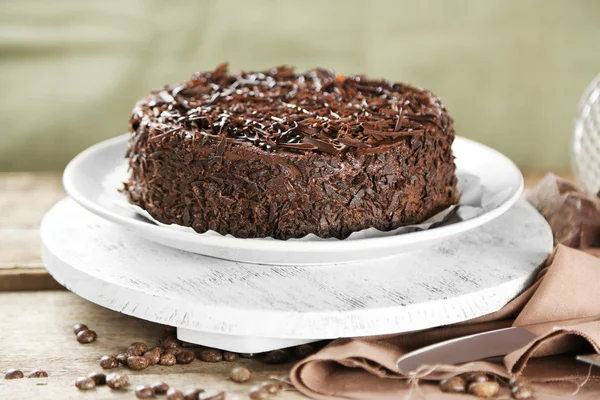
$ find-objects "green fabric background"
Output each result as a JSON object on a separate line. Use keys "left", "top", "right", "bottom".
{"left": 1, "top": 0, "right": 599, "bottom": 171}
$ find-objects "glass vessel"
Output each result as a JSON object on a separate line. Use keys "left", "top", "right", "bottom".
{"left": 573, "top": 72, "right": 600, "bottom": 195}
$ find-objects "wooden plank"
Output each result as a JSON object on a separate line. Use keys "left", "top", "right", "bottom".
{"left": 0, "top": 268, "right": 61, "bottom": 291}
{"left": 0, "top": 229, "right": 42, "bottom": 269}
{"left": 0, "top": 172, "right": 64, "bottom": 227}
{"left": 0, "top": 291, "right": 304, "bottom": 399}
{"left": 0, "top": 173, "right": 64, "bottom": 291}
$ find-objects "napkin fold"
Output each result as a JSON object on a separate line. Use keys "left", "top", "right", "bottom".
{"left": 291, "top": 176, "right": 600, "bottom": 399}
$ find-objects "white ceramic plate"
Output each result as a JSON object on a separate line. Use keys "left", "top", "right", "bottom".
{"left": 63, "top": 134, "right": 523, "bottom": 265}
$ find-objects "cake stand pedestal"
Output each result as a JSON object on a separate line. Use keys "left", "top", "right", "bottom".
{"left": 41, "top": 198, "right": 552, "bottom": 353}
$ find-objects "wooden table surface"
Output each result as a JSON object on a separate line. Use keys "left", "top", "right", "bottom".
{"left": 0, "top": 290, "right": 305, "bottom": 399}
{"left": 0, "top": 171, "right": 573, "bottom": 399}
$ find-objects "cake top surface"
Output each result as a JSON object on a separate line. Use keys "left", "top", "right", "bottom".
{"left": 133, "top": 64, "right": 453, "bottom": 155}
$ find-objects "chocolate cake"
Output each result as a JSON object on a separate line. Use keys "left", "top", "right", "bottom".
{"left": 125, "top": 64, "right": 458, "bottom": 239}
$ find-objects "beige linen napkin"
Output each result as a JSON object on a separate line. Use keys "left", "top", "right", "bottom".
{"left": 291, "top": 176, "right": 600, "bottom": 398}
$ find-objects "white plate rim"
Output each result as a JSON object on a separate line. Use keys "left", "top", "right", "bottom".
{"left": 63, "top": 134, "right": 524, "bottom": 252}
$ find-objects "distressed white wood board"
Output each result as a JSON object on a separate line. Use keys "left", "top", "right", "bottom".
{"left": 63, "top": 134, "right": 524, "bottom": 265}
{"left": 41, "top": 198, "right": 552, "bottom": 352}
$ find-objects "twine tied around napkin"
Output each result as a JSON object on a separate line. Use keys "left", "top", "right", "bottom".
{"left": 290, "top": 174, "right": 600, "bottom": 399}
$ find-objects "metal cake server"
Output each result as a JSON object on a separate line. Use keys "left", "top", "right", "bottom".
{"left": 396, "top": 327, "right": 538, "bottom": 374}
{"left": 576, "top": 354, "right": 600, "bottom": 367}
{"left": 397, "top": 326, "right": 600, "bottom": 373}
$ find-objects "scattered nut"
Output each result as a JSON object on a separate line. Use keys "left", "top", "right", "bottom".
{"left": 129, "top": 342, "right": 149, "bottom": 356}
{"left": 176, "top": 350, "right": 196, "bottom": 364}
{"left": 264, "top": 349, "right": 289, "bottom": 364}
{"left": 27, "top": 369, "right": 48, "bottom": 378}
{"left": 151, "top": 381, "right": 170, "bottom": 394}
{"left": 166, "top": 388, "right": 185, "bottom": 400}
{"left": 115, "top": 353, "right": 128, "bottom": 364}
{"left": 180, "top": 341, "right": 199, "bottom": 348}
{"left": 509, "top": 376, "right": 531, "bottom": 389}
{"left": 136, "top": 385, "right": 156, "bottom": 399}
{"left": 468, "top": 381, "right": 500, "bottom": 398}
{"left": 100, "top": 355, "right": 119, "bottom": 369}
{"left": 294, "top": 344, "right": 315, "bottom": 358}
{"left": 164, "top": 347, "right": 183, "bottom": 356}
{"left": 159, "top": 353, "right": 177, "bottom": 366}
{"left": 75, "top": 377, "right": 96, "bottom": 390}
{"left": 4, "top": 369, "right": 24, "bottom": 380}
{"left": 76, "top": 329, "right": 97, "bottom": 344}
{"left": 144, "top": 347, "right": 162, "bottom": 365}
{"left": 184, "top": 388, "right": 205, "bottom": 400}
{"left": 88, "top": 372, "right": 106, "bottom": 385}
{"left": 128, "top": 355, "right": 150, "bottom": 371}
{"left": 512, "top": 385, "right": 534, "bottom": 399}
{"left": 261, "top": 381, "right": 281, "bottom": 394}
{"left": 199, "top": 349, "right": 223, "bottom": 363}
{"left": 223, "top": 351, "right": 239, "bottom": 361}
{"left": 230, "top": 366, "right": 252, "bottom": 383}
{"left": 73, "top": 323, "right": 88, "bottom": 335}
{"left": 249, "top": 386, "right": 270, "bottom": 400}
{"left": 161, "top": 336, "right": 180, "bottom": 349}
{"left": 240, "top": 353, "right": 255, "bottom": 359}
{"left": 106, "top": 373, "right": 129, "bottom": 390}
{"left": 440, "top": 376, "right": 466, "bottom": 393}
{"left": 462, "top": 372, "right": 489, "bottom": 384}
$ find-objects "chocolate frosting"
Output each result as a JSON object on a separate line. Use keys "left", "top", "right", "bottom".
{"left": 125, "top": 64, "right": 458, "bottom": 240}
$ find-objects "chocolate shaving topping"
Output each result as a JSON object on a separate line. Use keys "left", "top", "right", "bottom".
{"left": 394, "top": 107, "right": 404, "bottom": 132}
{"left": 301, "top": 137, "right": 342, "bottom": 155}
{"left": 278, "top": 142, "right": 318, "bottom": 151}
{"left": 133, "top": 63, "right": 451, "bottom": 155}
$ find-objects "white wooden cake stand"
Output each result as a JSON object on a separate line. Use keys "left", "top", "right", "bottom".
{"left": 41, "top": 198, "right": 552, "bottom": 353}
